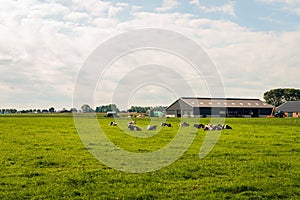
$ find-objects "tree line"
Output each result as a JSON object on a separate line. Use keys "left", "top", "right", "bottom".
{"left": 0, "top": 104, "right": 167, "bottom": 114}
{"left": 1, "top": 88, "right": 299, "bottom": 114}
{"left": 80, "top": 104, "right": 120, "bottom": 113}
{"left": 0, "top": 107, "right": 72, "bottom": 114}
{"left": 127, "top": 106, "right": 166, "bottom": 113}
{"left": 81, "top": 104, "right": 167, "bottom": 113}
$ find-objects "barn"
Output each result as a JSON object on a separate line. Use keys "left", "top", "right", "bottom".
{"left": 166, "top": 97, "right": 273, "bottom": 118}
{"left": 276, "top": 101, "right": 300, "bottom": 118}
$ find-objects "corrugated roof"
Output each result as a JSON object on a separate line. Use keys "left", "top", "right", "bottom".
{"left": 180, "top": 97, "right": 273, "bottom": 108}
{"left": 277, "top": 101, "right": 300, "bottom": 112}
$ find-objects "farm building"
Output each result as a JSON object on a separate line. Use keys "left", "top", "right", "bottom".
{"left": 276, "top": 101, "right": 300, "bottom": 118}
{"left": 106, "top": 111, "right": 118, "bottom": 117}
{"left": 166, "top": 97, "right": 273, "bottom": 118}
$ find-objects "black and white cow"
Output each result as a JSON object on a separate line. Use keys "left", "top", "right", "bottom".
{"left": 128, "top": 121, "right": 136, "bottom": 126}
{"left": 201, "top": 124, "right": 232, "bottom": 131}
{"left": 147, "top": 125, "right": 157, "bottom": 130}
{"left": 222, "top": 124, "right": 232, "bottom": 129}
{"left": 161, "top": 122, "right": 172, "bottom": 127}
{"left": 179, "top": 122, "right": 190, "bottom": 127}
{"left": 193, "top": 123, "right": 205, "bottom": 129}
{"left": 128, "top": 124, "right": 142, "bottom": 131}
{"left": 109, "top": 121, "right": 117, "bottom": 126}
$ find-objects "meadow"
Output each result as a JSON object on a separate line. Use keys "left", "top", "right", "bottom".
{"left": 0, "top": 114, "right": 299, "bottom": 199}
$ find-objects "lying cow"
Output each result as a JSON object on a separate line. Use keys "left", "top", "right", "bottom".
{"left": 203, "top": 124, "right": 223, "bottom": 131}
{"left": 109, "top": 121, "right": 117, "bottom": 126}
{"left": 128, "top": 121, "right": 136, "bottom": 125}
{"left": 179, "top": 122, "right": 189, "bottom": 127}
{"left": 223, "top": 124, "right": 232, "bottom": 129}
{"left": 147, "top": 125, "right": 157, "bottom": 130}
{"left": 213, "top": 124, "right": 223, "bottom": 130}
{"left": 201, "top": 124, "right": 232, "bottom": 131}
{"left": 193, "top": 123, "right": 205, "bottom": 129}
{"left": 161, "top": 122, "right": 172, "bottom": 127}
{"left": 128, "top": 124, "right": 142, "bottom": 131}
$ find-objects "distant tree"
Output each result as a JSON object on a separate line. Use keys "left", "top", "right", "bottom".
{"left": 10, "top": 109, "right": 17, "bottom": 113}
{"left": 81, "top": 104, "right": 93, "bottom": 112}
{"left": 128, "top": 106, "right": 149, "bottom": 113}
{"left": 127, "top": 106, "right": 166, "bottom": 113}
{"left": 96, "top": 104, "right": 119, "bottom": 113}
{"left": 108, "top": 104, "right": 119, "bottom": 112}
{"left": 49, "top": 107, "right": 55, "bottom": 113}
{"left": 70, "top": 108, "right": 78, "bottom": 113}
{"left": 152, "top": 106, "right": 167, "bottom": 112}
{"left": 264, "top": 88, "right": 300, "bottom": 107}
{"left": 0, "top": 109, "right": 17, "bottom": 114}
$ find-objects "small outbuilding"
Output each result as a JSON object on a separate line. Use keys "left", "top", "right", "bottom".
{"left": 276, "top": 101, "right": 300, "bottom": 118}
{"left": 166, "top": 97, "right": 273, "bottom": 118}
{"left": 106, "top": 111, "right": 118, "bottom": 117}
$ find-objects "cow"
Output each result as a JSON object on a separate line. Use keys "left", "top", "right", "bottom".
{"left": 161, "top": 122, "right": 172, "bottom": 127}
{"left": 193, "top": 123, "right": 205, "bottom": 129}
{"left": 203, "top": 125, "right": 210, "bottom": 131}
{"left": 109, "top": 121, "right": 117, "bottom": 126}
{"left": 222, "top": 124, "right": 232, "bottom": 129}
{"left": 128, "top": 121, "right": 136, "bottom": 126}
{"left": 212, "top": 124, "right": 223, "bottom": 130}
{"left": 179, "top": 122, "right": 189, "bottom": 127}
{"left": 134, "top": 126, "right": 142, "bottom": 131}
{"left": 202, "top": 124, "right": 232, "bottom": 131}
{"left": 147, "top": 125, "right": 157, "bottom": 130}
{"left": 128, "top": 124, "right": 134, "bottom": 130}
{"left": 128, "top": 124, "right": 142, "bottom": 131}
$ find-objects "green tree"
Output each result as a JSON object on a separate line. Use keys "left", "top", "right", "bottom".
{"left": 128, "top": 106, "right": 150, "bottom": 113}
{"left": 81, "top": 104, "right": 93, "bottom": 112}
{"left": 264, "top": 88, "right": 300, "bottom": 107}
{"left": 95, "top": 104, "right": 119, "bottom": 113}
{"left": 49, "top": 107, "right": 55, "bottom": 113}
{"left": 70, "top": 108, "right": 78, "bottom": 113}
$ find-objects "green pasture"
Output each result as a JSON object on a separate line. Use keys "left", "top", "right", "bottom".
{"left": 0, "top": 114, "right": 299, "bottom": 199}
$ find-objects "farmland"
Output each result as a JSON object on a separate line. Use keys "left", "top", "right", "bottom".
{"left": 0, "top": 114, "right": 299, "bottom": 199}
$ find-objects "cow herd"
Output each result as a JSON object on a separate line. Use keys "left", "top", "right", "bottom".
{"left": 109, "top": 120, "right": 232, "bottom": 131}
{"left": 180, "top": 122, "right": 232, "bottom": 130}
{"left": 193, "top": 123, "right": 232, "bottom": 131}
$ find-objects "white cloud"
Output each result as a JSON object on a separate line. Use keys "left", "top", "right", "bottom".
{"left": 0, "top": 0, "right": 116, "bottom": 109}
{"left": 257, "top": 0, "right": 299, "bottom": 4}
{"left": 65, "top": 11, "right": 91, "bottom": 22}
{"left": 131, "top": 5, "right": 143, "bottom": 12}
{"left": 284, "top": 5, "right": 300, "bottom": 15}
{"left": 119, "top": 12, "right": 300, "bottom": 98}
{"left": 0, "top": 0, "right": 299, "bottom": 109}
{"left": 108, "top": 3, "right": 128, "bottom": 18}
{"left": 71, "top": 0, "right": 112, "bottom": 17}
{"left": 204, "top": 29, "right": 300, "bottom": 98}
{"left": 155, "top": 0, "right": 180, "bottom": 12}
{"left": 257, "top": 0, "right": 300, "bottom": 15}
{"left": 190, "top": 0, "right": 236, "bottom": 17}
{"left": 29, "top": 3, "right": 70, "bottom": 19}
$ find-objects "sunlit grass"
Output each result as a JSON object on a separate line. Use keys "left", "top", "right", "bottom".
{"left": 0, "top": 114, "right": 299, "bottom": 199}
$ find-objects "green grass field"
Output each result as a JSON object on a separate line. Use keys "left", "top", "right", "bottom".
{"left": 0, "top": 114, "right": 299, "bottom": 199}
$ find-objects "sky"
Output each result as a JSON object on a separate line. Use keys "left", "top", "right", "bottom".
{"left": 1, "top": 0, "right": 300, "bottom": 110}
